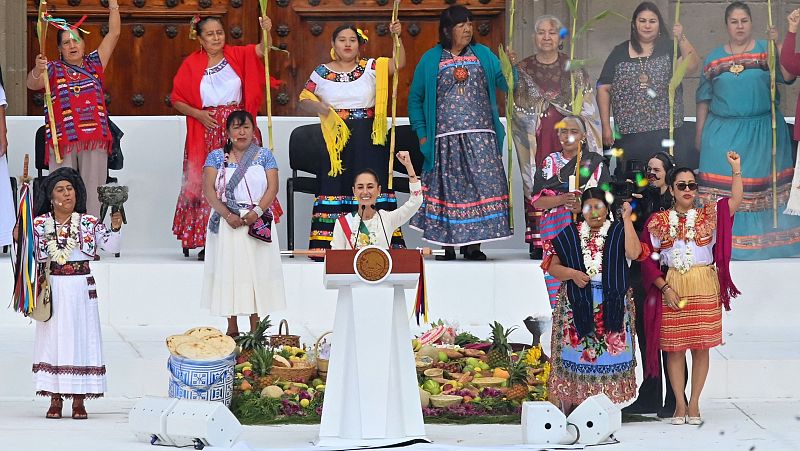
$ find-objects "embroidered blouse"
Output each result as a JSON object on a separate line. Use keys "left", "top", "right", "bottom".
{"left": 647, "top": 201, "right": 717, "bottom": 268}
{"left": 304, "top": 58, "right": 377, "bottom": 119}
{"left": 200, "top": 59, "right": 243, "bottom": 107}
{"left": 331, "top": 180, "right": 423, "bottom": 249}
{"left": 32, "top": 213, "right": 121, "bottom": 262}
{"left": 204, "top": 148, "right": 278, "bottom": 206}
{"left": 43, "top": 50, "right": 113, "bottom": 163}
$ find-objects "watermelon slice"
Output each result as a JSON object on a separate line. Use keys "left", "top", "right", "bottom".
{"left": 418, "top": 325, "right": 447, "bottom": 345}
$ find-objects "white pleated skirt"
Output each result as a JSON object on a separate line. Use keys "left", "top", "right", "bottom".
{"left": 32, "top": 273, "right": 106, "bottom": 398}
{"left": 201, "top": 221, "right": 286, "bottom": 317}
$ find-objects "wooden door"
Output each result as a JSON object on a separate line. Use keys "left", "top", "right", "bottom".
{"left": 26, "top": 0, "right": 506, "bottom": 116}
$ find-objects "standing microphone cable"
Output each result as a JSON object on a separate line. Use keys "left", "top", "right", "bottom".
{"left": 372, "top": 204, "right": 391, "bottom": 247}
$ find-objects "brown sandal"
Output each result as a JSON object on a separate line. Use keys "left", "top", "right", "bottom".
{"left": 46, "top": 397, "right": 63, "bottom": 419}
{"left": 72, "top": 396, "right": 88, "bottom": 420}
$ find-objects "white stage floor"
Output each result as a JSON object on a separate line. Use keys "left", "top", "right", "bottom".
{"left": 0, "top": 253, "right": 798, "bottom": 450}
{"left": 0, "top": 397, "right": 797, "bottom": 451}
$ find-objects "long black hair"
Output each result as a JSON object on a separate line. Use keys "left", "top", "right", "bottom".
{"left": 34, "top": 167, "right": 87, "bottom": 217}
{"left": 667, "top": 166, "right": 695, "bottom": 186}
{"left": 332, "top": 24, "right": 366, "bottom": 45}
{"left": 352, "top": 168, "right": 381, "bottom": 187}
{"left": 223, "top": 110, "right": 256, "bottom": 153}
{"left": 439, "top": 5, "right": 476, "bottom": 50}
{"left": 630, "top": 1, "right": 670, "bottom": 54}
{"left": 648, "top": 151, "right": 675, "bottom": 174}
{"left": 581, "top": 187, "right": 612, "bottom": 220}
{"left": 725, "top": 1, "right": 751, "bottom": 23}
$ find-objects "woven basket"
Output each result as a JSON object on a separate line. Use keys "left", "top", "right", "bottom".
{"left": 314, "top": 331, "right": 332, "bottom": 378}
{"left": 270, "top": 319, "right": 301, "bottom": 348}
{"left": 269, "top": 362, "right": 316, "bottom": 383}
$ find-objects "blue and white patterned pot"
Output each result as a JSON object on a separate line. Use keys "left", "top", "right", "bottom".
{"left": 168, "top": 353, "right": 235, "bottom": 406}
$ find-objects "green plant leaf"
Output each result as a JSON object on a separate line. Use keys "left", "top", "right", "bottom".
{"left": 576, "top": 10, "right": 627, "bottom": 38}
{"left": 497, "top": 45, "right": 515, "bottom": 89}
{"left": 572, "top": 90, "right": 584, "bottom": 116}
{"left": 565, "top": 0, "right": 578, "bottom": 17}
{"left": 668, "top": 56, "right": 692, "bottom": 93}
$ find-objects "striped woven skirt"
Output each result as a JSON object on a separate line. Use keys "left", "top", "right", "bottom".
{"left": 540, "top": 206, "right": 572, "bottom": 309}
{"left": 660, "top": 265, "right": 723, "bottom": 351}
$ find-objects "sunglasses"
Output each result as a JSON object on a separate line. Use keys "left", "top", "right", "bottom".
{"left": 675, "top": 182, "right": 698, "bottom": 191}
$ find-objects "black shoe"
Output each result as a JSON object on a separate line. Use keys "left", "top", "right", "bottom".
{"left": 183, "top": 247, "right": 190, "bottom": 258}
{"left": 197, "top": 249, "right": 205, "bottom": 261}
{"left": 463, "top": 249, "right": 487, "bottom": 261}
{"left": 435, "top": 248, "right": 456, "bottom": 261}
{"left": 657, "top": 405, "right": 674, "bottom": 419}
{"left": 622, "top": 398, "right": 660, "bottom": 415}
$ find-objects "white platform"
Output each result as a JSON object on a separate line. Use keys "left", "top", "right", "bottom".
{"left": 0, "top": 253, "right": 798, "bottom": 401}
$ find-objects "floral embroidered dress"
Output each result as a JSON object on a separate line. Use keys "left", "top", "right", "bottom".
{"left": 547, "top": 221, "right": 637, "bottom": 405}
{"left": 304, "top": 58, "right": 404, "bottom": 251}
{"left": 31, "top": 213, "right": 120, "bottom": 399}
{"left": 409, "top": 47, "right": 512, "bottom": 245}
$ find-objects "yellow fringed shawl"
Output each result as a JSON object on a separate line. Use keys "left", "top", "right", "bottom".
{"left": 372, "top": 57, "right": 389, "bottom": 145}
{"left": 299, "top": 89, "right": 349, "bottom": 177}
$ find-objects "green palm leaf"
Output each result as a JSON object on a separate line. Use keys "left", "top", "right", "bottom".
{"left": 576, "top": 10, "right": 626, "bottom": 38}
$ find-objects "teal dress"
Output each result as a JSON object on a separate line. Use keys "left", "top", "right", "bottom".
{"left": 697, "top": 40, "right": 800, "bottom": 260}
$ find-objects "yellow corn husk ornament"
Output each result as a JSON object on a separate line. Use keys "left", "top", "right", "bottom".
{"left": 299, "top": 89, "right": 350, "bottom": 176}
{"left": 36, "top": 1, "right": 61, "bottom": 164}
{"left": 372, "top": 57, "right": 389, "bottom": 147}
{"left": 768, "top": 0, "right": 779, "bottom": 228}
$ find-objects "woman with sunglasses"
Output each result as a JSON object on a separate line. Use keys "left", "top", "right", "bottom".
{"left": 640, "top": 151, "right": 743, "bottom": 425}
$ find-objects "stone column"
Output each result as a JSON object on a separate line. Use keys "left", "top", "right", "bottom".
{"left": 0, "top": 0, "right": 28, "bottom": 115}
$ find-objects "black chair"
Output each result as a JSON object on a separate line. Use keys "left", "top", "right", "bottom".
{"left": 285, "top": 123, "right": 424, "bottom": 251}
{"left": 35, "top": 125, "right": 48, "bottom": 177}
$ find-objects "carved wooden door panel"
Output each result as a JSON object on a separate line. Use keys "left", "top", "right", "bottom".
{"left": 26, "top": 0, "right": 505, "bottom": 116}
{"left": 26, "top": 0, "right": 262, "bottom": 116}
{"left": 269, "top": 0, "right": 506, "bottom": 116}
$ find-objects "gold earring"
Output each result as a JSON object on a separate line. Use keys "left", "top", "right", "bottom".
{"left": 330, "top": 47, "right": 337, "bottom": 61}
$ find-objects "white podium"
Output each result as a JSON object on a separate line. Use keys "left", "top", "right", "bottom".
{"left": 317, "top": 248, "right": 428, "bottom": 448}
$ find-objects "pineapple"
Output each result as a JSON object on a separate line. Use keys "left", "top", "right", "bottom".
{"left": 505, "top": 358, "right": 530, "bottom": 401}
{"left": 235, "top": 316, "right": 272, "bottom": 362}
{"left": 250, "top": 346, "right": 277, "bottom": 389}
{"left": 486, "top": 321, "right": 516, "bottom": 369}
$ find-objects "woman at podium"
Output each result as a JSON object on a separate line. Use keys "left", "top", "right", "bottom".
{"left": 331, "top": 151, "right": 421, "bottom": 249}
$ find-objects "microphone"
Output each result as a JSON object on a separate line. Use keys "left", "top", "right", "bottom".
{"left": 376, "top": 209, "right": 390, "bottom": 247}
{"left": 354, "top": 204, "right": 367, "bottom": 248}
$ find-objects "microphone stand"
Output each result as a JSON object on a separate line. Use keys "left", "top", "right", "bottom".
{"left": 372, "top": 204, "right": 391, "bottom": 247}
{"left": 353, "top": 204, "right": 367, "bottom": 249}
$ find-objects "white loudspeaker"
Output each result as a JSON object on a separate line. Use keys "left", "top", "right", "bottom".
{"left": 566, "top": 393, "right": 621, "bottom": 445}
{"left": 521, "top": 401, "right": 569, "bottom": 445}
{"left": 129, "top": 397, "right": 242, "bottom": 448}
{"left": 129, "top": 397, "right": 179, "bottom": 446}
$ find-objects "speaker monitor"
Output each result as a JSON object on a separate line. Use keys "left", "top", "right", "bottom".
{"left": 129, "top": 397, "right": 242, "bottom": 448}
{"left": 521, "top": 401, "right": 568, "bottom": 445}
{"left": 129, "top": 397, "right": 179, "bottom": 446}
{"left": 566, "top": 393, "right": 621, "bottom": 446}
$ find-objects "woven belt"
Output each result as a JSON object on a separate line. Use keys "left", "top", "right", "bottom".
{"left": 49, "top": 261, "right": 91, "bottom": 276}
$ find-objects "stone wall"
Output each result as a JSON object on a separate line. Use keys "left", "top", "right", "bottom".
{"left": 0, "top": 0, "right": 27, "bottom": 115}
{"left": 511, "top": 0, "right": 800, "bottom": 117}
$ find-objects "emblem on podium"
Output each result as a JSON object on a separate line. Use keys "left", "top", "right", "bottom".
{"left": 353, "top": 246, "right": 392, "bottom": 283}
